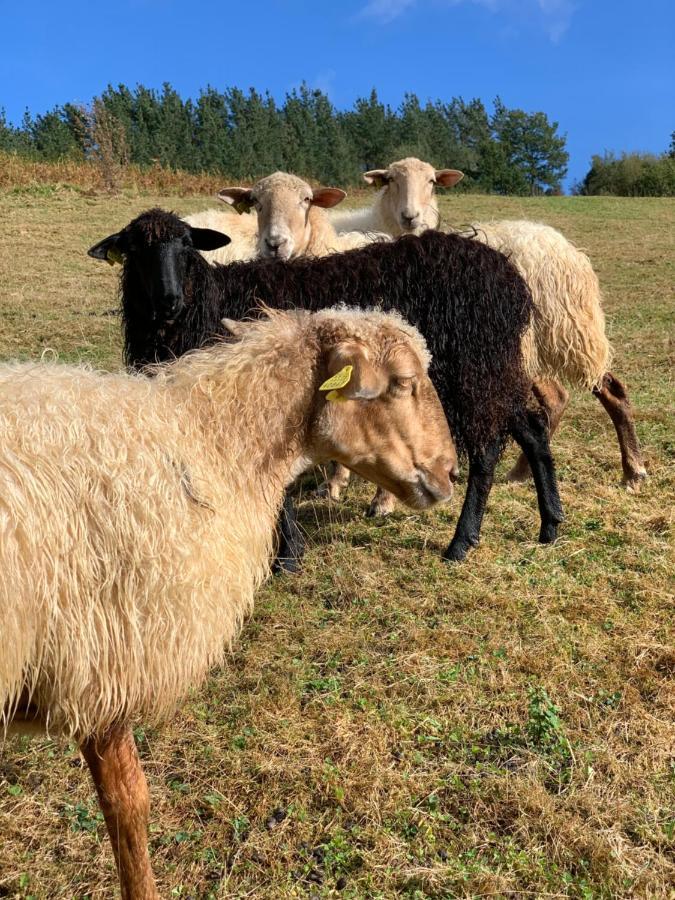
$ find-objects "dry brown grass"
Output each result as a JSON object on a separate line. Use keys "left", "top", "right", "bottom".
{"left": 0, "top": 174, "right": 673, "bottom": 899}
{"left": 0, "top": 152, "right": 242, "bottom": 197}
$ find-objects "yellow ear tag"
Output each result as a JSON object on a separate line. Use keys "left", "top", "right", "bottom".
{"left": 234, "top": 200, "right": 252, "bottom": 215}
{"left": 325, "top": 390, "right": 348, "bottom": 403}
{"left": 319, "top": 364, "right": 353, "bottom": 392}
{"left": 106, "top": 247, "right": 124, "bottom": 266}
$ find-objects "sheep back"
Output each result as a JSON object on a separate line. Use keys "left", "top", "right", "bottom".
{"left": 461, "top": 221, "right": 612, "bottom": 389}
{"left": 121, "top": 217, "right": 533, "bottom": 456}
{"left": 0, "top": 363, "right": 271, "bottom": 738}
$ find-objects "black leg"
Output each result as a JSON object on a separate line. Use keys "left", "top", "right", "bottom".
{"left": 272, "top": 490, "right": 306, "bottom": 574}
{"left": 510, "top": 410, "right": 564, "bottom": 544}
{"left": 444, "top": 438, "right": 503, "bottom": 562}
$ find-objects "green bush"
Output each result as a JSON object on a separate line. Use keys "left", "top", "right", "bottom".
{"left": 575, "top": 148, "right": 675, "bottom": 197}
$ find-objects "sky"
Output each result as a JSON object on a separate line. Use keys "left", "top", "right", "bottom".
{"left": 1, "top": 0, "right": 673, "bottom": 189}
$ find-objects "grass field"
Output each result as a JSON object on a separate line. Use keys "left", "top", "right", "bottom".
{"left": 0, "top": 179, "right": 673, "bottom": 899}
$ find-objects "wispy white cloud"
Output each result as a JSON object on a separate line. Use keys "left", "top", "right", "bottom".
{"left": 357, "top": 0, "right": 419, "bottom": 25}
{"left": 355, "top": 0, "right": 578, "bottom": 42}
{"left": 536, "top": 0, "right": 576, "bottom": 42}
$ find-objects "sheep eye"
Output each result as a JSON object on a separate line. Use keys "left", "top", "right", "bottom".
{"left": 390, "top": 376, "right": 415, "bottom": 396}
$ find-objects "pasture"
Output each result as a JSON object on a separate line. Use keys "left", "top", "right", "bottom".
{"left": 0, "top": 183, "right": 673, "bottom": 898}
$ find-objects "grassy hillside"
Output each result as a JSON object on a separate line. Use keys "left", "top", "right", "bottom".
{"left": 0, "top": 181, "right": 673, "bottom": 898}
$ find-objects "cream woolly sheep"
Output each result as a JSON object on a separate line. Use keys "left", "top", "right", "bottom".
{"left": 327, "top": 156, "right": 646, "bottom": 493}
{"left": 329, "top": 156, "right": 464, "bottom": 236}
{"left": 183, "top": 203, "right": 259, "bottom": 264}
{"left": 186, "top": 171, "right": 389, "bottom": 264}
{"left": 1, "top": 306, "right": 456, "bottom": 898}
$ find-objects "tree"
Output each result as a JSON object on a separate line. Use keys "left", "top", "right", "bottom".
{"left": 194, "top": 87, "right": 231, "bottom": 173}
{"left": 490, "top": 98, "right": 568, "bottom": 194}
{"left": 28, "top": 107, "right": 81, "bottom": 160}
{"left": 341, "top": 89, "right": 399, "bottom": 172}
{"left": 0, "top": 108, "right": 32, "bottom": 154}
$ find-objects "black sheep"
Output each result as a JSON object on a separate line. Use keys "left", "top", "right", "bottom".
{"left": 89, "top": 208, "right": 564, "bottom": 564}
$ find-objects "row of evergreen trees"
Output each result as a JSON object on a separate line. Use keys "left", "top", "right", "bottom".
{"left": 0, "top": 84, "right": 570, "bottom": 194}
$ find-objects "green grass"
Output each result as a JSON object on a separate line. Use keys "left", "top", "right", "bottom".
{"left": 0, "top": 188, "right": 673, "bottom": 898}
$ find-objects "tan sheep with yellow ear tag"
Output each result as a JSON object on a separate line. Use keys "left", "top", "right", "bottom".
{"left": 0, "top": 305, "right": 457, "bottom": 899}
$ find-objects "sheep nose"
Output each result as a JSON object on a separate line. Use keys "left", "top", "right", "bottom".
{"left": 401, "top": 212, "right": 417, "bottom": 228}
{"left": 162, "top": 293, "right": 183, "bottom": 317}
{"left": 265, "top": 236, "right": 287, "bottom": 254}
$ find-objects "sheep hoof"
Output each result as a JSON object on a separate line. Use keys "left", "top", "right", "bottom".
{"left": 443, "top": 542, "right": 469, "bottom": 563}
{"left": 366, "top": 497, "right": 396, "bottom": 518}
{"left": 272, "top": 555, "right": 302, "bottom": 575}
{"left": 538, "top": 523, "right": 559, "bottom": 545}
{"left": 625, "top": 468, "right": 648, "bottom": 494}
{"left": 315, "top": 482, "right": 342, "bottom": 502}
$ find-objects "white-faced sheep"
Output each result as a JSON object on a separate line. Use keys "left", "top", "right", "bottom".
{"left": 328, "top": 156, "right": 646, "bottom": 495}
{"left": 185, "top": 171, "right": 389, "bottom": 264}
{"left": 0, "top": 306, "right": 456, "bottom": 899}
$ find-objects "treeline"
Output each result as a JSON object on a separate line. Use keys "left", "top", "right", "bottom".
{"left": 574, "top": 138, "right": 675, "bottom": 197}
{"left": 0, "top": 83, "right": 569, "bottom": 194}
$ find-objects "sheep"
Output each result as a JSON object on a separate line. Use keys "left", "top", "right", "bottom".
{"left": 184, "top": 171, "right": 389, "bottom": 265}
{"left": 329, "top": 156, "right": 463, "bottom": 236}
{"left": 88, "top": 207, "right": 564, "bottom": 563}
{"left": 330, "top": 156, "right": 647, "bottom": 492}
{"left": 183, "top": 203, "right": 259, "bottom": 264}
{"left": 0, "top": 305, "right": 457, "bottom": 899}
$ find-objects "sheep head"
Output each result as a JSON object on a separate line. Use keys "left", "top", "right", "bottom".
{"left": 218, "top": 172, "right": 346, "bottom": 260}
{"left": 88, "top": 209, "right": 231, "bottom": 321}
{"left": 308, "top": 314, "right": 458, "bottom": 510}
{"left": 364, "top": 157, "right": 463, "bottom": 236}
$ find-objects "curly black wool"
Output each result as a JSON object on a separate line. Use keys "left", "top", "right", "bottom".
{"left": 114, "top": 208, "right": 534, "bottom": 458}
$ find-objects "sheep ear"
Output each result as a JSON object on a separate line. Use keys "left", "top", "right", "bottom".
{"left": 189, "top": 227, "right": 231, "bottom": 251}
{"left": 87, "top": 232, "right": 126, "bottom": 265}
{"left": 322, "top": 344, "right": 387, "bottom": 401}
{"left": 311, "top": 187, "right": 347, "bottom": 209}
{"left": 217, "top": 188, "right": 255, "bottom": 215}
{"left": 363, "top": 169, "right": 390, "bottom": 189}
{"left": 435, "top": 169, "right": 464, "bottom": 188}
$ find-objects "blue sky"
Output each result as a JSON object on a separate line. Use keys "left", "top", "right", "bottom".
{"left": 1, "top": 0, "right": 673, "bottom": 188}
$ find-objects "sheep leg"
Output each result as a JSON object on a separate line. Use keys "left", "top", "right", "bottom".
{"left": 366, "top": 487, "right": 397, "bottom": 518}
{"left": 507, "top": 380, "right": 569, "bottom": 482}
{"left": 444, "top": 438, "right": 503, "bottom": 562}
{"left": 273, "top": 491, "right": 305, "bottom": 575}
{"left": 81, "top": 727, "right": 158, "bottom": 900}
{"left": 317, "top": 462, "right": 352, "bottom": 501}
{"left": 592, "top": 372, "right": 647, "bottom": 492}
{"left": 510, "top": 410, "right": 564, "bottom": 545}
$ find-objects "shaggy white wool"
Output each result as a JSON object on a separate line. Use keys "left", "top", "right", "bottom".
{"left": 461, "top": 220, "right": 611, "bottom": 388}
{"left": 0, "top": 308, "right": 433, "bottom": 740}
{"left": 183, "top": 207, "right": 259, "bottom": 265}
